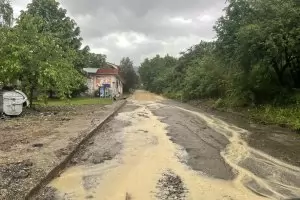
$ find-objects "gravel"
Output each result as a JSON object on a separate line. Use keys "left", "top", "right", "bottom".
{"left": 156, "top": 170, "right": 187, "bottom": 200}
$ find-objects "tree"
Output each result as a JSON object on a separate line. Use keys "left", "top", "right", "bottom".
{"left": 215, "top": 0, "right": 300, "bottom": 88}
{"left": 86, "top": 53, "right": 107, "bottom": 68}
{"left": 14, "top": 14, "right": 85, "bottom": 106}
{"left": 180, "top": 42, "right": 227, "bottom": 100}
{"left": 23, "top": 0, "right": 82, "bottom": 49}
{"left": 214, "top": 0, "right": 255, "bottom": 70}
{"left": 139, "top": 55, "right": 177, "bottom": 94}
{"left": 120, "top": 57, "right": 139, "bottom": 92}
{"left": 138, "top": 0, "right": 300, "bottom": 107}
{"left": 0, "top": 28, "right": 22, "bottom": 85}
{"left": 0, "top": 0, "right": 13, "bottom": 27}
{"left": 241, "top": 0, "right": 300, "bottom": 88}
{"left": 21, "top": 0, "right": 88, "bottom": 71}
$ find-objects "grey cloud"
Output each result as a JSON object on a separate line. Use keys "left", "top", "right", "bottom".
{"left": 71, "top": 2, "right": 223, "bottom": 39}
{"left": 12, "top": 0, "right": 226, "bottom": 64}
{"left": 62, "top": 0, "right": 224, "bottom": 17}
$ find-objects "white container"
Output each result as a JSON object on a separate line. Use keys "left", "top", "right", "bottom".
{"left": 2, "top": 90, "right": 29, "bottom": 116}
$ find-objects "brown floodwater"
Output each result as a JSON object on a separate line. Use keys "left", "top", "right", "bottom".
{"left": 49, "top": 91, "right": 300, "bottom": 200}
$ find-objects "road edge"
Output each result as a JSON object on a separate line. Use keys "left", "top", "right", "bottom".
{"left": 25, "top": 100, "right": 127, "bottom": 199}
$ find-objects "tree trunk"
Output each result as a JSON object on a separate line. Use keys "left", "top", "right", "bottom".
{"left": 272, "top": 60, "right": 290, "bottom": 87}
{"left": 49, "top": 90, "right": 54, "bottom": 98}
{"left": 272, "top": 62, "right": 284, "bottom": 86}
{"left": 29, "top": 86, "right": 34, "bottom": 108}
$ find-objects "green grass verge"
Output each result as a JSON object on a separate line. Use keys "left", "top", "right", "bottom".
{"left": 34, "top": 97, "right": 113, "bottom": 106}
{"left": 209, "top": 97, "right": 300, "bottom": 131}
{"left": 250, "top": 105, "right": 300, "bottom": 131}
{"left": 189, "top": 97, "right": 300, "bottom": 132}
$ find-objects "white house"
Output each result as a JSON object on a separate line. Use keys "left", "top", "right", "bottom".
{"left": 83, "top": 63, "right": 124, "bottom": 97}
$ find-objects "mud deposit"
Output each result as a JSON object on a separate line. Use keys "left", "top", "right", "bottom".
{"left": 0, "top": 102, "right": 124, "bottom": 200}
{"left": 36, "top": 91, "right": 300, "bottom": 200}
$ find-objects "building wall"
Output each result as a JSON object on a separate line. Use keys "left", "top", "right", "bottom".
{"left": 117, "top": 78, "right": 123, "bottom": 95}
{"left": 87, "top": 77, "right": 94, "bottom": 95}
{"left": 86, "top": 75, "right": 123, "bottom": 96}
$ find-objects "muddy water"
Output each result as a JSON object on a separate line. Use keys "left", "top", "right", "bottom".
{"left": 50, "top": 91, "right": 300, "bottom": 200}
{"left": 169, "top": 105, "right": 300, "bottom": 199}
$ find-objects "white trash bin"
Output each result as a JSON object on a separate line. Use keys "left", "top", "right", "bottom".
{"left": 1, "top": 90, "right": 29, "bottom": 116}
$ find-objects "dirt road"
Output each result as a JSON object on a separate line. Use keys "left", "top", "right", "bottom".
{"left": 37, "top": 91, "right": 300, "bottom": 200}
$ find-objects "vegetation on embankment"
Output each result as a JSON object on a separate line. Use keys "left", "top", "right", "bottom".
{"left": 249, "top": 106, "right": 300, "bottom": 131}
{"left": 138, "top": 0, "right": 300, "bottom": 132}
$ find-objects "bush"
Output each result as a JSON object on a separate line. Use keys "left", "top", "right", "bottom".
{"left": 163, "top": 91, "right": 183, "bottom": 101}
{"left": 182, "top": 56, "right": 226, "bottom": 100}
{"left": 71, "top": 84, "right": 88, "bottom": 97}
{"left": 213, "top": 98, "right": 225, "bottom": 108}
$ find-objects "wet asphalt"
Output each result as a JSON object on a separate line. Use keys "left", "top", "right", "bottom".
{"left": 156, "top": 99, "right": 300, "bottom": 199}
{"left": 151, "top": 103, "right": 235, "bottom": 180}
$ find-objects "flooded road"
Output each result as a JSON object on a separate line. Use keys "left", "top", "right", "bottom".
{"left": 42, "top": 91, "right": 300, "bottom": 200}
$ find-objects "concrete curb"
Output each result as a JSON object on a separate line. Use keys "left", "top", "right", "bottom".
{"left": 25, "top": 100, "right": 127, "bottom": 199}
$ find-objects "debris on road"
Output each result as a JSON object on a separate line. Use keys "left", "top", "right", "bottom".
{"left": 156, "top": 170, "right": 187, "bottom": 200}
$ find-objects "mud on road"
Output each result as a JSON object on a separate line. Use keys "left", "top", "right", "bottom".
{"left": 35, "top": 91, "right": 300, "bottom": 200}
{"left": 0, "top": 102, "right": 124, "bottom": 200}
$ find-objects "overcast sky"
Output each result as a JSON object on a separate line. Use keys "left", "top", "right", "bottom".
{"left": 11, "top": 0, "right": 226, "bottom": 65}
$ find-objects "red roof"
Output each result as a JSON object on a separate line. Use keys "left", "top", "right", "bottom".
{"left": 96, "top": 68, "right": 119, "bottom": 75}
{"left": 96, "top": 68, "right": 125, "bottom": 83}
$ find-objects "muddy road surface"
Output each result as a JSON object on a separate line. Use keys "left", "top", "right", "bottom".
{"left": 36, "top": 91, "right": 300, "bottom": 200}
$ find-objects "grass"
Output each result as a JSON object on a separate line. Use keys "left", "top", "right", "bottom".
{"left": 205, "top": 96, "right": 300, "bottom": 132}
{"left": 189, "top": 97, "right": 300, "bottom": 132}
{"left": 34, "top": 97, "right": 113, "bottom": 106}
{"left": 250, "top": 105, "right": 300, "bottom": 131}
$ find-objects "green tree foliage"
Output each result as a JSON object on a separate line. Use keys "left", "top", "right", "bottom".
{"left": 0, "top": 0, "right": 13, "bottom": 27}
{"left": 182, "top": 56, "right": 226, "bottom": 100}
{"left": 0, "top": 0, "right": 92, "bottom": 106}
{"left": 139, "top": 43, "right": 226, "bottom": 100}
{"left": 139, "top": 0, "right": 300, "bottom": 106}
{"left": 215, "top": 0, "right": 300, "bottom": 103}
{"left": 21, "top": 0, "right": 94, "bottom": 72}
{"left": 87, "top": 52, "right": 107, "bottom": 68}
{"left": 119, "top": 57, "right": 139, "bottom": 92}
{"left": 0, "top": 28, "right": 22, "bottom": 84}
{"left": 23, "top": 0, "right": 82, "bottom": 49}
{"left": 16, "top": 14, "right": 84, "bottom": 105}
{"left": 216, "top": 0, "right": 300, "bottom": 83}
{"left": 75, "top": 46, "right": 106, "bottom": 69}
{"left": 139, "top": 55, "right": 177, "bottom": 94}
